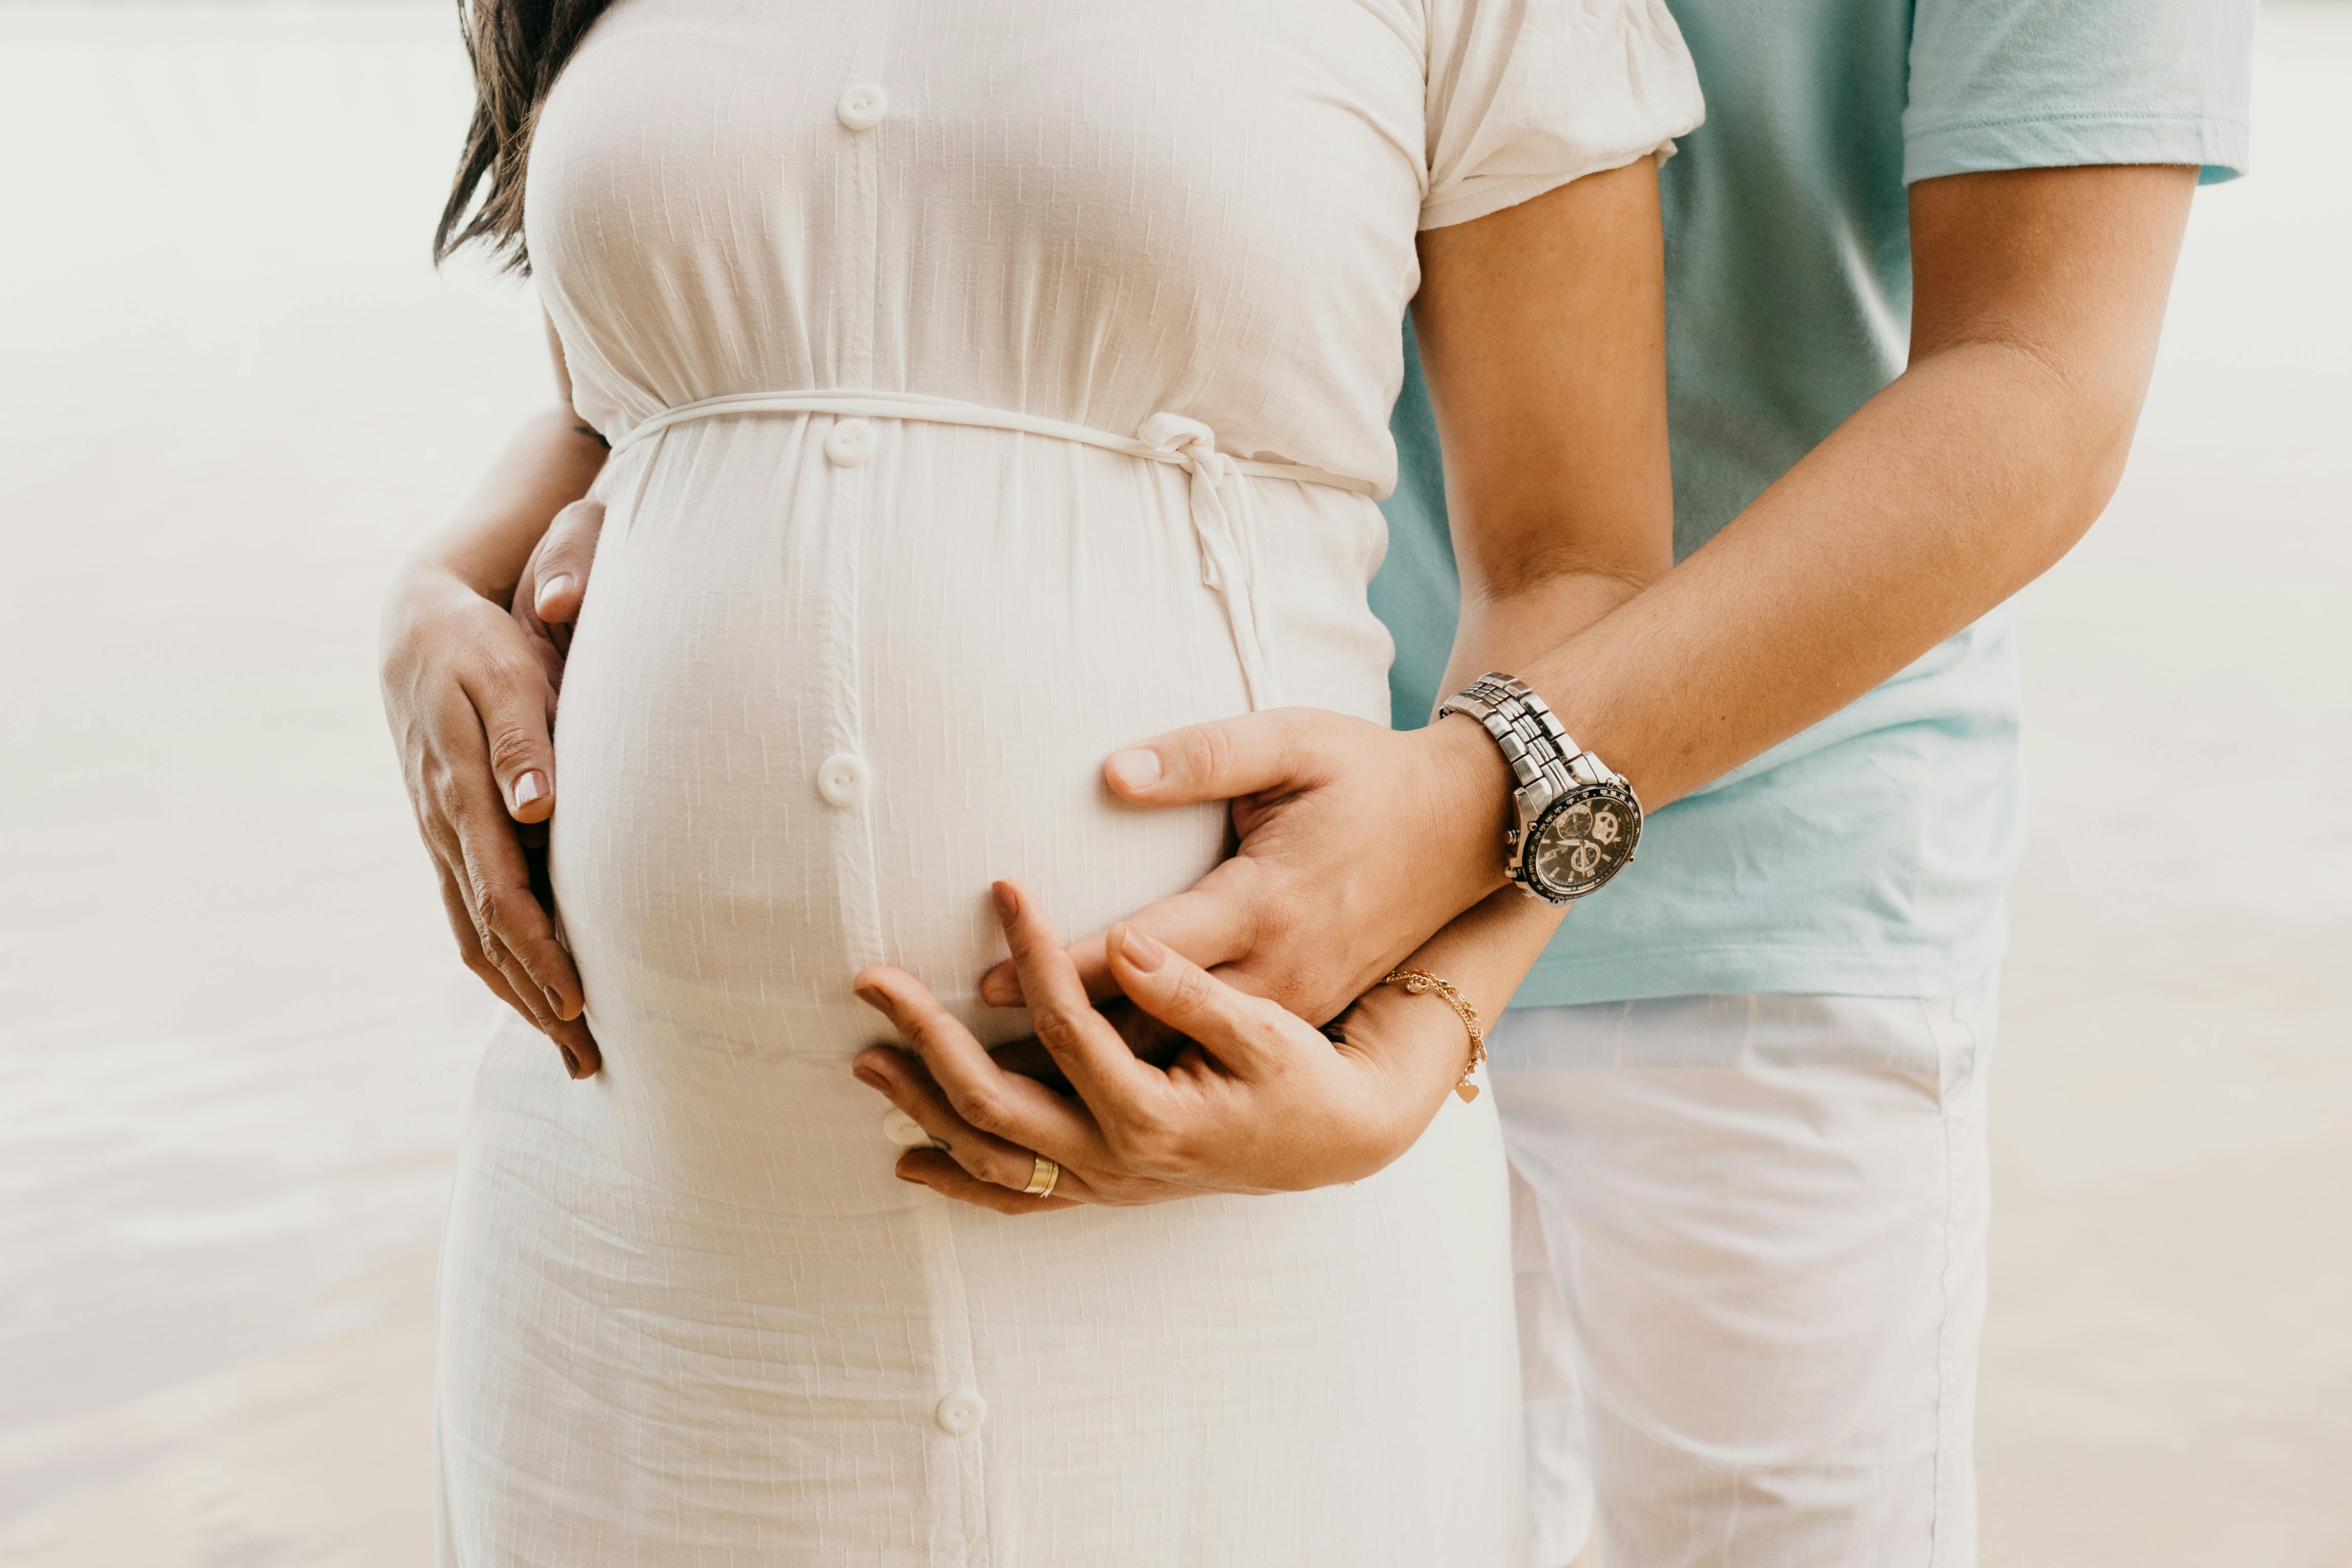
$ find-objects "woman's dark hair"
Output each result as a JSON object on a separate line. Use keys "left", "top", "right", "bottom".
{"left": 434, "top": 0, "right": 616, "bottom": 271}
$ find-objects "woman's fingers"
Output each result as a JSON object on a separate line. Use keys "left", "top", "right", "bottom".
{"left": 986, "top": 880, "right": 1167, "bottom": 1117}
{"left": 892, "top": 1149, "right": 1082, "bottom": 1214}
{"left": 853, "top": 1046, "right": 1089, "bottom": 1200}
{"left": 430, "top": 859, "right": 547, "bottom": 1023}
{"left": 528, "top": 498, "right": 605, "bottom": 629}
{"left": 853, "top": 965, "right": 1106, "bottom": 1165}
{"left": 977, "top": 862, "right": 1257, "bottom": 1007}
{"left": 986, "top": 1035, "right": 1065, "bottom": 1086}
{"left": 428, "top": 850, "right": 600, "bottom": 1078}
{"left": 449, "top": 797, "right": 571, "bottom": 1009}
{"left": 441, "top": 732, "right": 588, "bottom": 1030}
{"left": 385, "top": 570, "right": 599, "bottom": 1077}
{"left": 1101, "top": 921, "right": 1294, "bottom": 1078}
{"left": 457, "top": 648, "right": 561, "bottom": 828}
{"left": 424, "top": 801, "right": 552, "bottom": 1033}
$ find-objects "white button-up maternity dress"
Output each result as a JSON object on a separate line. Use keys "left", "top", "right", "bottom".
{"left": 433, "top": 3, "right": 1701, "bottom": 1563}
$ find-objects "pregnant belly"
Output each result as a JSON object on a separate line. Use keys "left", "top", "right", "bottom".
{"left": 546, "top": 417, "right": 1392, "bottom": 1074}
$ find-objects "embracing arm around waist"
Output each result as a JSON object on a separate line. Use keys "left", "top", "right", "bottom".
{"left": 1025, "top": 161, "right": 2201, "bottom": 1026}
{"left": 1491, "top": 162, "right": 2199, "bottom": 811}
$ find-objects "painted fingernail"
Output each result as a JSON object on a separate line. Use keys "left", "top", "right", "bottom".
{"left": 534, "top": 574, "right": 575, "bottom": 615}
{"left": 1119, "top": 924, "right": 1165, "bottom": 972}
{"left": 853, "top": 983, "right": 895, "bottom": 1020}
{"left": 559, "top": 1046, "right": 580, "bottom": 1076}
{"left": 852, "top": 1064, "right": 889, "bottom": 1091}
{"left": 991, "top": 882, "right": 1018, "bottom": 923}
{"left": 542, "top": 984, "right": 564, "bottom": 1017}
{"left": 513, "top": 771, "right": 547, "bottom": 808}
{"left": 1108, "top": 748, "right": 1161, "bottom": 791}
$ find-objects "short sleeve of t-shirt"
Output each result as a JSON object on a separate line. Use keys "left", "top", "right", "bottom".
{"left": 1906, "top": 0, "right": 2257, "bottom": 185}
{"left": 1421, "top": 0, "right": 1707, "bottom": 229}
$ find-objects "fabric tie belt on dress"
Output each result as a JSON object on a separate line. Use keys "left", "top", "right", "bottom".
{"left": 609, "top": 389, "right": 1380, "bottom": 711}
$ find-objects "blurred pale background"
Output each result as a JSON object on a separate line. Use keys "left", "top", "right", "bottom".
{"left": 0, "top": 3, "right": 2345, "bottom": 1564}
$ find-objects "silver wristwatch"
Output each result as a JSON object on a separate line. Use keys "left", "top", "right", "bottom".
{"left": 1438, "top": 673, "right": 1642, "bottom": 905}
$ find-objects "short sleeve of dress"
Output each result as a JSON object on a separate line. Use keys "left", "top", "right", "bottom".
{"left": 1421, "top": 0, "right": 1705, "bottom": 231}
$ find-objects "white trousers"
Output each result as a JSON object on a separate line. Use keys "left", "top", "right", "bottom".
{"left": 1492, "top": 978, "right": 1998, "bottom": 1568}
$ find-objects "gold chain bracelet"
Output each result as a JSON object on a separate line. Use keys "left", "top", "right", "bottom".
{"left": 1380, "top": 968, "right": 1488, "bottom": 1102}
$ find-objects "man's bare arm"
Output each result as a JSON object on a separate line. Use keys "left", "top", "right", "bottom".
{"left": 1501, "top": 162, "right": 2198, "bottom": 810}
{"left": 1002, "top": 162, "right": 2201, "bottom": 1024}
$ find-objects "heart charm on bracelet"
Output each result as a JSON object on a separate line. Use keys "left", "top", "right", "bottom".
{"left": 1379, "top": 968, "right": 1488, "bottom": 1106}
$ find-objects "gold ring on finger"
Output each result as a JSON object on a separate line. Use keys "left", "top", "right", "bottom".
{"left": 1022, "top": 1154, "right": 1061, "bottom": 1198}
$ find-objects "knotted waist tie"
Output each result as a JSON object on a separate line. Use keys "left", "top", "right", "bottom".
{"left": 607, "top": 389, "right": 1379, "bottom": 711}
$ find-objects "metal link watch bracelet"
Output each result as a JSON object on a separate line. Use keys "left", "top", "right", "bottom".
{"left": 1437, "top": 673, "right": 1643, "bottom": 905}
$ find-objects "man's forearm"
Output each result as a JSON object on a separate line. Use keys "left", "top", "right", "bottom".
{"left": 408, "top": 407, "right": 608, "bottom": 606}
{"left": 1456, "top": 164, "right": 2195, "bottom": 815}
{"left": 1350, "top": 573, "right": 1629, "bottom": 1087}
{"left": 1507, "top": 341, "right": 2127, "bottom": 808}
{"left": 1361, "top": 329, "right": 2142, "bottom": 1069}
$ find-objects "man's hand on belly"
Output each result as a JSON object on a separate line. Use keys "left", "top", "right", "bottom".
{"left": 975, "top": 708, "right": 1513, "bottom": 1028}
{"left": 849, "top": 879, "right": 1473, "bottom": 1212}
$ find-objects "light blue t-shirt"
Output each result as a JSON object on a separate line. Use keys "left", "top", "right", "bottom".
{"left": 1376, "top": 0, "right": 2256, "bottom": 1007}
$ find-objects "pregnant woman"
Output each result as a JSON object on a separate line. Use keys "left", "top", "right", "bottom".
{"left": 387, "top": 1, "right": 1700, "bottom": 1562}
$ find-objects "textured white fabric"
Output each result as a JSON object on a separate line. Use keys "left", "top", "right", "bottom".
{"left": 1492, "top": 979, "right": 1999, "bottom": 1568}
{"left": 433, "top": 2, "right": 1701, "bottom": 1564}
{"left": 606, "top": 390, "right": 1385, "bottom": 713}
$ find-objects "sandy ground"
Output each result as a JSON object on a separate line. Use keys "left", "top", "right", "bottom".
{"left": 0, "top": 4, "right": 2346, "bottom": 1564}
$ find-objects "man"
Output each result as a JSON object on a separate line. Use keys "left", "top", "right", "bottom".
{"left": 394, "top": 0, "right": 2256, "bottom": 1560}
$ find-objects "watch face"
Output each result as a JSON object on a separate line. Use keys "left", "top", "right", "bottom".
{"left": 1528, "top": 786, "right": 1640, "bottom": 899}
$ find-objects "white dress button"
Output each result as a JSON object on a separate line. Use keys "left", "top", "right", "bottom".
{"left": 836, "top": 84, "right": 888, "bottom": 131}
{"left": 816, "top": 752, "right": 870, "bottom": 808}
{"left": 934, "top": 1390, "right": 986, "bottom": 1436}
{"left": 824, "top": 418, "right": 877, "bottom": 467}
{"left": 882, "top": 1108, "right": 931, "bottom": 1148}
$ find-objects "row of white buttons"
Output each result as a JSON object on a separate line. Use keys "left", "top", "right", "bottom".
{"left": 885, "top": 1122, "right": 980, "bottom": 1437}
{"left": 817, "top": 90, "right": 881, "bottom": 808}
{"left": 835, "top": 67, "right": 979, "bottom": 1453}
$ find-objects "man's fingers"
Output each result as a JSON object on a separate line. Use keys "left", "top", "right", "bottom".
{"left": 1103, "top": 922, "right": 1293, "bottom": 1077}
{"left": 892, "top": 1149, "right": 1081, "bottom": 1214}
{"left": 1102, "top": 707, "right": 1327, "bottom": 806}
{"left": 977, "top": 865, "right": 1258, "bottom": 1007}
{"left": 529, "top": 498, "right": 605, "bottom": 626}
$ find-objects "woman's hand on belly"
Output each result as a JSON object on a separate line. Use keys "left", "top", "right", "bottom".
{"left": 380, "top": 558, "right": 599, "bottom": 1078}
{"left": 847, "top": 880, "right": 1473, "bottom": 1212}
